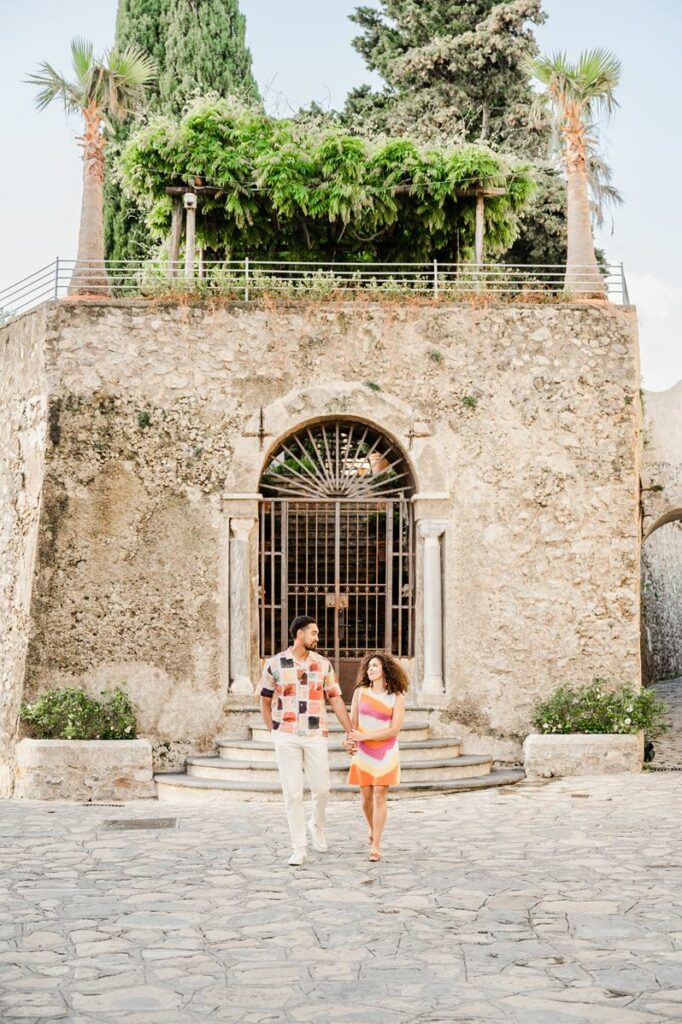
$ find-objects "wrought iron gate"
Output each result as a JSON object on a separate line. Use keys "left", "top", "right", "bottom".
{"left": 258, "top": 420, "right": 415, "bottom": 697}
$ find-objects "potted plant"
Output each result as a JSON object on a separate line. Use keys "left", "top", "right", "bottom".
{"left": 523, "top": 679, "right": 668, "bottom": 779}
{"left": 15, "top": 686, "right": 155, "bottom": 801}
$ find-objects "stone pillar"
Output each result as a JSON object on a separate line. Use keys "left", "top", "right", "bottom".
{"left": 223, "top": 494, "right": 261, "bottom": 695}
{"left": 419, "top": 520, "right": 447, "bottom": 695}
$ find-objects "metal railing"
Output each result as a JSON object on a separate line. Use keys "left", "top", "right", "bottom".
{"left": 0, "top": 258, "right": 630, "bottom": 321}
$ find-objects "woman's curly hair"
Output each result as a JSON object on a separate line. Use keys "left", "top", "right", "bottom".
{"left": 355, "top": 651, "right": 409, "bottom": 695}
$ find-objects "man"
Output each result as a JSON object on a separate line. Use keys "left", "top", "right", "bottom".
{"left": 257, "top": 615, "right": 354, "bottom": 866}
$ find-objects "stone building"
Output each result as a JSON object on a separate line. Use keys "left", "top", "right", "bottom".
{"left": 1, "top": 298, "right": 641, "bottom": 796}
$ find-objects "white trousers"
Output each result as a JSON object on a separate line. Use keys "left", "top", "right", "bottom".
{"left": 273, "top": 731, "right": 330, "bottom": 849}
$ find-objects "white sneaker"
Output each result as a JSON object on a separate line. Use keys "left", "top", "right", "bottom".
{"left": 288, "top": 847, "right": 308, "bottom": 866}
{"left": 308, "top": 821, "right": 328, "bottom": 853}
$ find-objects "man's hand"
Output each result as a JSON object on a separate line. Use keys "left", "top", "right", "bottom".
{"left": 343, "top": 732, "right": 358, "bottom": 755}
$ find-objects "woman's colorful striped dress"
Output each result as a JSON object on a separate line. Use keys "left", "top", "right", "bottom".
{"left": 347, "top": 687, "right": 400, "bottom": 787}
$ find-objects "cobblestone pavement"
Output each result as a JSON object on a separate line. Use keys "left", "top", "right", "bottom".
{"left": 3, "top": 774, "right": 682, "bottom": 1024}
{"left": 649, "top": 678, "right": 682, "bottom": 768}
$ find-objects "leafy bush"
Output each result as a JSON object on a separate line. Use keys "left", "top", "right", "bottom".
{"left": 532, "top": 680, "right": 668, "bottom": 737}
{"left": 20, "top": 687, "right": 138, "bottom": 740}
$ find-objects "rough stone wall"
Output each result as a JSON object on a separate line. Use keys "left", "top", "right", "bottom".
{"left": 13, "top": 299, "right": 640, "bottom": 766}
{"left": 0, "top": 308, "right": 48, "bottom": 796}
{"left": 641, "top": 382, "right": 682, "bottom": 682}
{"left": 641, "top": 524, "right": 682, "bottom": 681}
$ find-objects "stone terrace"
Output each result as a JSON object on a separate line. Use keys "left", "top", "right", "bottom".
{"left": 2, "top": 774, "right": 682, "bottom": 1022}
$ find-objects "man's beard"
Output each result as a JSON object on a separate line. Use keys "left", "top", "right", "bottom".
{"left": 304, "top": 641, "right": 318, "bottom": 650}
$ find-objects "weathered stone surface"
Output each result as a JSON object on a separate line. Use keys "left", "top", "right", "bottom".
{"left": 0, "top": 307, "right": 48, "bottom": 796}
{"left": 523, "top": 732, "right": 643, "bottom": 778}
{"left": 14, "top": 738, "right": 155, "bottom": 800}
{"left": 648, "top": 677, "right": 682, "bottom": 767}
{"left": 1, "top": 299, "right": 641, "bottom": 779}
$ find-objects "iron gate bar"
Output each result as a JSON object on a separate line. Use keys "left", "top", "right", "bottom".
{"left": 259, "top": 497, "right": 414, "bottom": 666}
{"left": 280, "top": 501, "right": 288, "bottom": 650}
{"left": 386, "top": 500, "right": 394, "bottom": 653}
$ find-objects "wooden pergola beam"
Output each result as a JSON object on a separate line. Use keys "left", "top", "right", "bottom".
{"left": 164, "top": 182, "right": 507, "bottom": 268}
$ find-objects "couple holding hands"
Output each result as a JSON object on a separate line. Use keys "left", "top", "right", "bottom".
{"left": 257, "top": 615, "right": 408, "bottom": 865}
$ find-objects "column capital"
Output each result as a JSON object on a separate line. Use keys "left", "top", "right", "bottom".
{"left": 411, "top": 492, "right": 451, "bottom": 521}
{"left": 418, "top": 519, "right": 447, "bottom": 541}
{"left": 223, "top": 492, "right": 262, "bottom": 520}
{"left": 229, "top": 516, "right": 255, "bottom": 543}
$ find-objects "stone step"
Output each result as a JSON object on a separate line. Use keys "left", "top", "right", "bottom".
{"left": 249, "top": 720, "right": 432, "bottom": 743}
{"left": 185, "top": 753, "right": 492, "bottom": 784}
{"left": 222, "top": 706, "right": 442, "bottom": 734}
{"left": 155, "top": 769, "right": 525, "bottom": 802}
{"left": 215, "top": 736, "right": 462, "bottom": 765}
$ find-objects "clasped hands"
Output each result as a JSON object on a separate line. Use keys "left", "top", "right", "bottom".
{"left": 343, "top": 730, "right": 363, "bottom": 754}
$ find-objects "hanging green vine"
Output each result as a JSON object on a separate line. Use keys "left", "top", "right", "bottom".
{"left": 119, "top": 97, "right": 535, "bottom": 262}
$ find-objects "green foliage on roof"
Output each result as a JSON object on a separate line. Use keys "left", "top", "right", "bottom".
{"left": 120, "top": 98, "right": 536, "bottom": 262}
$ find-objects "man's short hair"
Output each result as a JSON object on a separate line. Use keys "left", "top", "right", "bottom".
{"left": 290, "top": 615, "right": 317, "bottom": 639}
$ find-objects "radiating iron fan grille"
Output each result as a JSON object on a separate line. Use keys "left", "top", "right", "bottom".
{"left": 260, "top": 420, "right": 413, "bottom": 500}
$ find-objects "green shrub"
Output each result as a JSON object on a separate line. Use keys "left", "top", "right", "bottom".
{"left": 532, "top": 679, "right": 668, "bottom": 737}
{"left": 20, "top": 687, "right": 138, "bottom": 740}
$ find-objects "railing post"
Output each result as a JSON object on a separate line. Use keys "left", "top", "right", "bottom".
{"left": 621, "top": 262, "right": 630, "bottom": 305}
{"left": 183, "top": 192, "right": 197, "bottom": 281}
{"left": 244, "top": 257, "right": 250, "bottom": 302}
{"left": 54, "top": 257, "right": 59, "bottom": 299}
{"left": 433, "top": 259, "right": 438, "bottom": 299}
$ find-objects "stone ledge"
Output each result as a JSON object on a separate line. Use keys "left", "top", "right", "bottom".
{"left": 14, "top": 738, "right": 156, "bottom": 801}
{"left": 523, "top": 732, "right": 643, "bottom": 779}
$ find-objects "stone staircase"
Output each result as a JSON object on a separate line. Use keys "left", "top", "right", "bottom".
{"left": 155, "top": 711, "right": 523, "bottom": 801}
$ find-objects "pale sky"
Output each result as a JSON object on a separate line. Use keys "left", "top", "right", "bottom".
{"left": 1, "top": 0, "right": 680, "bottom": 390}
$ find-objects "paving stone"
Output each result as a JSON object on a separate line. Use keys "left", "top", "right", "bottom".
{"left": 2, "top": 775, "right": 682, "bottom": 1022}
{"left": 70, "top": 983, "right": 184, "bottom": 1012}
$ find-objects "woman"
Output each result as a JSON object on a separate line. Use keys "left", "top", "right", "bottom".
{"left": 347, "top": 652, "right": 408, "bottom": 861}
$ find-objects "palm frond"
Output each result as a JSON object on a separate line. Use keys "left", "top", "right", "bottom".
{"left": 27, "top": 37, "right": 155, "bottom": 127}
{"left": 107, "top": 43, "right": 157, "bottom": 87}
{"left": 25, "top": 62, "right": 82, "bottom": 112}
{"left": 70, "top": 37, "right": 95, "bottom": 88}
{"left": 573, "top": 48, "right": 622, "bottom": 116}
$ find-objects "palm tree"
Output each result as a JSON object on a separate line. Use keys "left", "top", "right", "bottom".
{"left": 528, "top": 49, "right": 621, "bottom": 296}
{"left": 28, "top": 38, "right": 155, "bottom": 296}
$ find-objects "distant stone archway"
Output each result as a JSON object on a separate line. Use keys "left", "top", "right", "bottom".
{"left": 641, "top": 509, "right": 682, "bottom": 686}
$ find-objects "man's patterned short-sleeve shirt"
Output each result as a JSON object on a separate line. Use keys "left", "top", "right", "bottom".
{"left": 256, "top": 648, "right": 342, "bottom": 736}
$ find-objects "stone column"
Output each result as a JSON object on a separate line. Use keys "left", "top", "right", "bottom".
{"left": 229, "top": 517, "right": 255, "bottom": 693}
{"left": 223, "top": 493, "right": 262, "bottom": 695}
{"left": 418, "top": 519, "right": 447, "bottom": 696}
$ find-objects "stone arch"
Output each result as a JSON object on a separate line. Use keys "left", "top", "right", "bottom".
{"left": 643, "top": 507, "right": 682, "bottom": 541}
{"left": 225, "top": 380, "right": 447, "bottom": 495}
{"left": 259, "top": 414, "right": 417, "bottom": 499}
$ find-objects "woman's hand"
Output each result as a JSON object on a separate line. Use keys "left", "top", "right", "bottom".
{"left": 349, "top": 730, "right": 365, "bottom": 744}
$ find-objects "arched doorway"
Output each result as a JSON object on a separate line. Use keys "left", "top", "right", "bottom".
{"left": 258, "top": 419, "right": 415, "bottom": 698}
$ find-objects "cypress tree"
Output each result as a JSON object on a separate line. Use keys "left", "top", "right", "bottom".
{"left": 105, "top": 0, "right": 260, "bottom": 262}
{"left": 160, "top": 0, "right": 259, "bottom": 116}
{"left": 115, "top": 0, "right": 171, "bottom": 104}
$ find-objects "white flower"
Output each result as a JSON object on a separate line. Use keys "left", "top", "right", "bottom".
{"left": 624, "top": 717, "right": 631, "bottom": 725}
